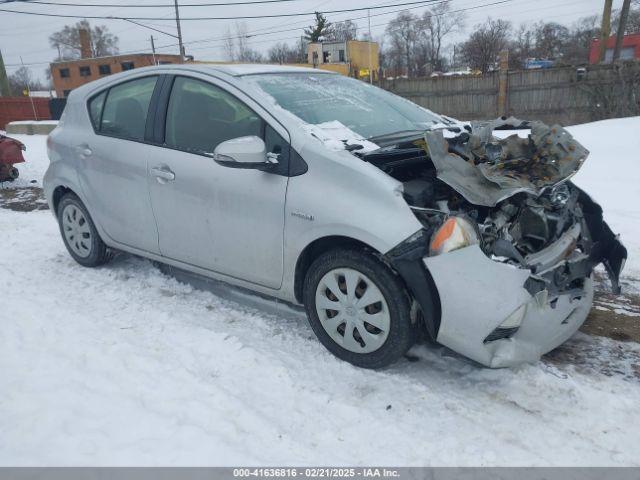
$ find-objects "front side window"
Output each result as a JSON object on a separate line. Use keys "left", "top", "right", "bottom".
{"left": 165, "top": 76, "right": 263, "bottom": 155}
{"left": 100, "top": 76, "right": 157, "bottom": 141}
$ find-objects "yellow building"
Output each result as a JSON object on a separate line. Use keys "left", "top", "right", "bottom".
{"left": 306, "top": 40, "right": 379, "bottom": 81}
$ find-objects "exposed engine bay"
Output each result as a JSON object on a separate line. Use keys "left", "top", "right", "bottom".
{"left": 358, "top": 117, "right": 627, "bottom": 296}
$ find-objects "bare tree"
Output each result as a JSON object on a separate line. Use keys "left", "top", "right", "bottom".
{"left": 385, "top": 11, "right": 420, "bottom": 77}
{"left": 239, "top": 49, "right": 263, "bottom": 63}
{"left": 532, "top": 21, "right": 570, "bottom": 59}
{"left": 329, "top": 20, "right": 358, "bottom": 42}
{"left": 268, "top": 42, "right": 299, "bottom": 64}
{"left": 459, "top": 18, "right": 511, "bottom": 73}
{"left": 562, "top": 15, "right": 600, "bottom": 65}
{"left": 508, "top": 24, "right": 535, "bottom": 69}
{"left": 612, "top": 1, "right": 640, "bottom": 34}
{"left": 420, "top": 1, "right": 465, "bottom": 72}
{"left": 8, "top": 66, "right": 45, "bottom": 95}
{"left": 49, "top": 20, "right": 118, "bottom": 60}
{"left": 223, "top": 25, "right": 236, "bottom": 61}
{"left": 223, "top": 22, "right": 263, "bottom": 62}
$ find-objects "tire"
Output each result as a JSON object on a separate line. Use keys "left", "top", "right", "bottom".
{"left": 57, "top": 193, "right": 112, "bottom": 267}
{"left": 303, "top": 248, "right": 415, "bottom": 369}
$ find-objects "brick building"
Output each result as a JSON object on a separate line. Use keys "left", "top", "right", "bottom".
{"left": 50, "top": 53, "right": 182, "bottom": 98}
{"left": 589, "top": 33, "right": 640, "bottom": 64}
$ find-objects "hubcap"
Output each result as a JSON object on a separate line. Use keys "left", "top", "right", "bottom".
{"left": 315, "top": 268, "right": 391, "bottom": 354}
{"left": 61, "top": 204, "right": 92, "bottom": 258}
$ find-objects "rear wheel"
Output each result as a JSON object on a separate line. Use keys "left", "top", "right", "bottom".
{"left": 303, "top": 248, "right": 415, "bottom": 368}
{"left": 57, "top": 193, "right": 112, "bottom": 267}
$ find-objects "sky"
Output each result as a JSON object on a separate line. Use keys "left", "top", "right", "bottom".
{"left": 0, "top": 0, "right": 626, "bottom": 82}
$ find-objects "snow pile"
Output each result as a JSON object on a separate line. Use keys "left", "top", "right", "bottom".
{"left": 569, "top": 117, "right": 640, "bottom": 275}
{"left": 1, "top": 117, "right": 639, "bottom": 466}
{"left": 303, "top": 120, "right": 380, "bottom": 154}
{"left": 7, "top": 120, "right": 59, "bottom": 125}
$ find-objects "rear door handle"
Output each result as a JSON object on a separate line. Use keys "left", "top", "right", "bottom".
{"left": 151, "top": 166, "right": 175, "bottom": 182}
{"left": 76, "top": 145, "right": 92, "bottom": 157}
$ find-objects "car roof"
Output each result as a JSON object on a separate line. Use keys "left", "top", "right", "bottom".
{"left": 161, "top": 63, "right": 335, "bottom": 77}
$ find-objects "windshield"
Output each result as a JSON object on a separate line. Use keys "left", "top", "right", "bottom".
{"left": 244, "top": 73, "right": 443, "bottom": 139}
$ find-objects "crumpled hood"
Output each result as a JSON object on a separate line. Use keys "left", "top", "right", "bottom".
{"left": 424, "top": 117, "right": 589, "bottom": 207}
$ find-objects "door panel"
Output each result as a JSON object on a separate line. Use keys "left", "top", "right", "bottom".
{"left": 147, "top": 76, "right": 288, "bottom": 289}
{"left": 147, "top": 146, "right": 287, "bottom": 288}
{"left": 78, "top": 76, "right": 160, "bottom": 253}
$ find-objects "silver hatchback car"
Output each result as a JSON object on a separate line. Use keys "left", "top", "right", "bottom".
{"left": 44, "top": 64, "right": 626, "bottom": 368}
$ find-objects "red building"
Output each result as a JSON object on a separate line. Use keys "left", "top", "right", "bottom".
{"left": 589, "top": 33, "right": 640, "bottom": 64}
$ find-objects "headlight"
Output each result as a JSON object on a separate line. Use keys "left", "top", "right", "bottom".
{"left": 429, "top": 216, "right": 479, "bottom": 256}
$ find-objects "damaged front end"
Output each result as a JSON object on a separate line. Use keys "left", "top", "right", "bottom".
{"left": 369, "top": 118, "right": 627, "bottom": 367}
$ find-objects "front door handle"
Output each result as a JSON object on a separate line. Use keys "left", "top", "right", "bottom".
{"left": 151, "top": 166, "right": 175, "bottom": 183}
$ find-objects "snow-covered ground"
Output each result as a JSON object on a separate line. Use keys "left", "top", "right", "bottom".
{"left": 1, "top": 118, "right": 639, "bottom": 466}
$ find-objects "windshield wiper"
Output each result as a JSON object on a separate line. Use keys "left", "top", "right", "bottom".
{"left": 368, "top": 129, "right": 426, "bottom": 143}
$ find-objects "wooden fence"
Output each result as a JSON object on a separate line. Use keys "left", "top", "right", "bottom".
{"left": 380, "top": 62, "right": 640, "bottom": 126}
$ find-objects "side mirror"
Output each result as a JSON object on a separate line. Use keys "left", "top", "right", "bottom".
{"left": 213, "top": 136, "right": 278, "bottom": 171}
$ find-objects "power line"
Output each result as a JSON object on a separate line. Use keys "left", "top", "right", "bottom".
{"left": 3, "top": 0, "right": 592, "bottom": 67}
{"left": 5, "top": 0, "right": 305, "bottom": 7}
{"left": 3, "top": 0, "right": 439, "bottom": 64}
{"left": 152, "top": 0, "right": 445, "bottom": 51}
{"left": 0, "top": 0, "right": 448, "bottom": 20}
{"left": 185, "top": 0, "right": 518, "bottom": 52}
{"left": 152, "top": 0, "right": 511, "bottom": 52}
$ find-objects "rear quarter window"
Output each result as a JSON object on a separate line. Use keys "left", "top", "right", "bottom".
{"left": 99, "top": 76, "right": 157, "bottom": 141}
{"left": 88, "top": 90, "right": 107, "bottom": 130}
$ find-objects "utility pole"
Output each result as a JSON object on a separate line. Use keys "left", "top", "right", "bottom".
{"left": 0, "top": 49, "right": 11, "bottom": 97}
{"left": 20, "top": 56, "right": 38, "bottom": 120}
{"left": 368, "top": 9, "right": 373, "bottom": 84}
{"left": 598, "top": 0, "right": 613, "bottom": 63}
{"left": 497, "top": 50, "right": 509, "bottom": 117}
{"left": 613, "top": 0, "right": 632, "bottom": 62}
{"left": 174, "top": 0, "right": 185, "bottom": 63}
{"left": 150, "top": 35, "right": 157, "bottom": 65}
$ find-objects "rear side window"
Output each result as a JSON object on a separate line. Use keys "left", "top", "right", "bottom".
{"left": 100, "top": 76, "right": 157, "bottom": 141}
{"left": 164, "top": 76, "right": 263, "bottom": 154}
{"left": 88, "top": 90, "right": 107, "bottom": 130}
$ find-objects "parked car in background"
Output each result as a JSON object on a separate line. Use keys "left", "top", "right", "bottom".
{"left": 524, "top": 58, "right": 555, "bottom": 69}
{"left": 44, "top": 65, "right": 626, "bottom": 368}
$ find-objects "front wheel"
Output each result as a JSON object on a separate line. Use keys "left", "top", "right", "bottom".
{"left": 303, "top": 248, "right": 415, "bottom": 369}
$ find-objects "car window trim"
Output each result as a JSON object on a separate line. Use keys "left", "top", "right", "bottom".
{"left": 160, "top": 74, "right": 267, "bottom": 152}
{"left": 86, "top": 89, "right": 107, "bottom": 132}
{"left": 156, "top": 74, "right": 292, "bottom": 175}
{"left": 83, "top": 70, "right": 307, "bottom": 177}
{"left": 85, "top": 74, "right": 161, "bottom": 144}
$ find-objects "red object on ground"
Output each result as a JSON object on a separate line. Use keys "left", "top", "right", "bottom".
{"left": 0, "top": 134, "right": 26, "bottom": 182}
